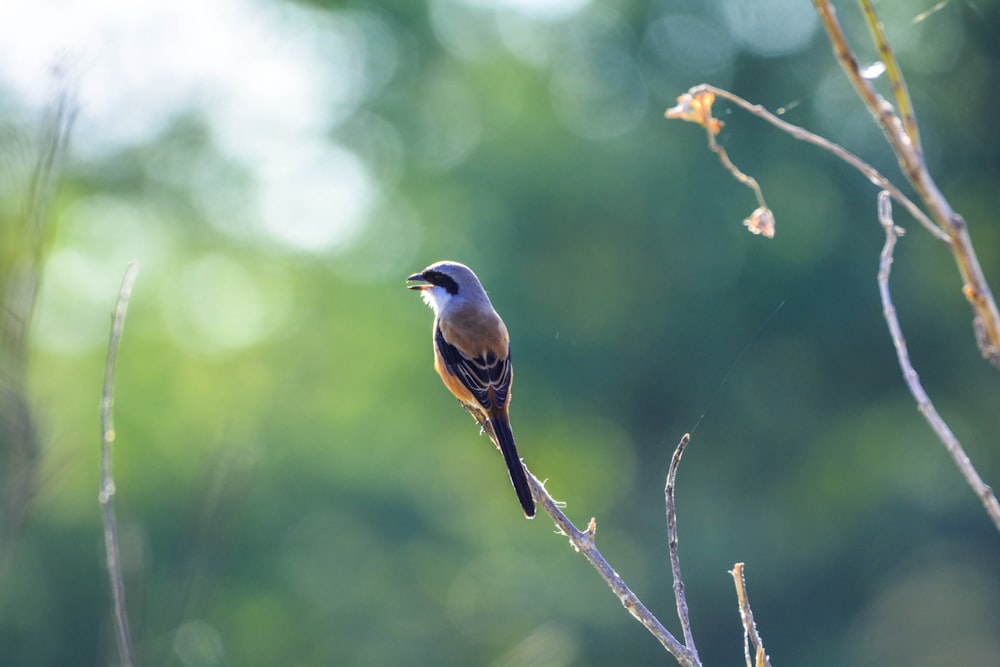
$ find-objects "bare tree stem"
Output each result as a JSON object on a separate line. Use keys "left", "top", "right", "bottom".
{"left": 100, "top": 262, "right": 139, "bottom": 667}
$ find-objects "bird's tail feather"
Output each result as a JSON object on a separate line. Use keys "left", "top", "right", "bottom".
{"left": 489, "top": 415, "right": 536, "bottom": 518}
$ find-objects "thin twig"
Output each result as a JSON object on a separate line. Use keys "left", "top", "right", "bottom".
{"left": 730, "top": 562, "right": 772, "bottom": 667}
{"left": 704, "top": 131, "right": 770, "bottom": 222}
{"left": 664, "top": 434, "right": 698, "bottom": 659}
{"left": 665, "top": 89, "right": 773, "bottom": 237}
{"left": 814, "top": 0, "right": 1000, "bottom": 367}
{"left": 100, "top": 262, "right": 139, "bottom": 667}
{"left": 678, "top": 84, "right": 946, "bottom": 243}
{"left": 875, "top": 192, "right": 1000, "bottom": 532}
{"left": 524, "top": 468, "right": 700, "bottom": 667}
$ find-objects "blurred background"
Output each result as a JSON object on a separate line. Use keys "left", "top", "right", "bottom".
{"left": 1, "top": 0, "right": 999, "bottom": 664}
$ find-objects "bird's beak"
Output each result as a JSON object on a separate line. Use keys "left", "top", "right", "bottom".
{"left": 406, "top": 273, "right": 430, "bottom": 290}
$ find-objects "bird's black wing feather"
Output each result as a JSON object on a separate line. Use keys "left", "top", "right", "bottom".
{"left": 435, "top": 326, "right": 511, "bottom": 411}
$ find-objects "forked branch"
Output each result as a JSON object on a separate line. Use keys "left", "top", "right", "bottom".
{"left": 524, "top": 432, "right": 702, "bottom": 667}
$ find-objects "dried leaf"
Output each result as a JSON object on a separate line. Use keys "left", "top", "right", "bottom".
{"left": 665, "top": 91, "right": 724, "bottom": 136}
{"left": 743, "top": 207, "right": 775, "bottom": 238}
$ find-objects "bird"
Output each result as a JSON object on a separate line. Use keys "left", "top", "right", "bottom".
{"left": 407, "top": 260, "right": 535, "bottom": 518}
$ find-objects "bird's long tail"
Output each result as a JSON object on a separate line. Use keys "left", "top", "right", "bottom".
{"left": 488, "top": 414, "right": 536, "bottom": 518}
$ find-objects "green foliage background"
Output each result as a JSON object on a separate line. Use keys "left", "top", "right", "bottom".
{"left": 2, "top": 1, "right": 1000, "bottom": 665}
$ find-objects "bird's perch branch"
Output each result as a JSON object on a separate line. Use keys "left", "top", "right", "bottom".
{"left": 523, "top": 433, "right": 701, "bottom": 667}
{"left": 100, "top": 262, "right": 139, "bottom": 667}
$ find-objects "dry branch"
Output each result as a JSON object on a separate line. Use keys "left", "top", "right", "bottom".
{"left": 524, "top": 438, "right": 701, "bottom": 667}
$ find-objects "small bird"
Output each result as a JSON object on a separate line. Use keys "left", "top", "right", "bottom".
{"left": 407, "top": 261, "right": 535, "bottom": 518}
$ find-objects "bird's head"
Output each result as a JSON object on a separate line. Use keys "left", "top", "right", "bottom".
{"left": 407, "top": 261, "right": 486, "bottom": 315}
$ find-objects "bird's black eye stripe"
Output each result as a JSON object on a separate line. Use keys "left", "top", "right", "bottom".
{"left": 423, "top": 270, "right": 459, "bottom": 295}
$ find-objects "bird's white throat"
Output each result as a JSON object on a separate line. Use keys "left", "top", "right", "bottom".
{"left": 420, "top": 285, "right": 452, "bottom": 315}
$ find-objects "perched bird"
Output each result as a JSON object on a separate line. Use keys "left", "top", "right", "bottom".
{"left": 407, "top": 261, "right": 535, "bottom": 518}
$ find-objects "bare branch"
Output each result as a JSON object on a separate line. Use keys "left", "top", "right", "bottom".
{"left": 524, "top": 468, "right": 700, "bottom": 667}
{"left": 875, "top": 192, "right": 1000, "bottom": 532}
{"left": 730, "top": 562, "right": 772, "bottom": 667}
{"left": 100, "top": 262, "right": 140, "bottom": 667}
{"left": 664, "top": 433, "right": 698, "bottom": 659}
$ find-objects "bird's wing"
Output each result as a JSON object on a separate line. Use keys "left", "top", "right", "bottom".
{"left": 435, "top": 326, "right": 511, "bottom": 412}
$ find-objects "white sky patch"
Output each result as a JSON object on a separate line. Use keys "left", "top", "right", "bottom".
{"left": 0, "top": 0, "right": 386, "bottom": 253}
